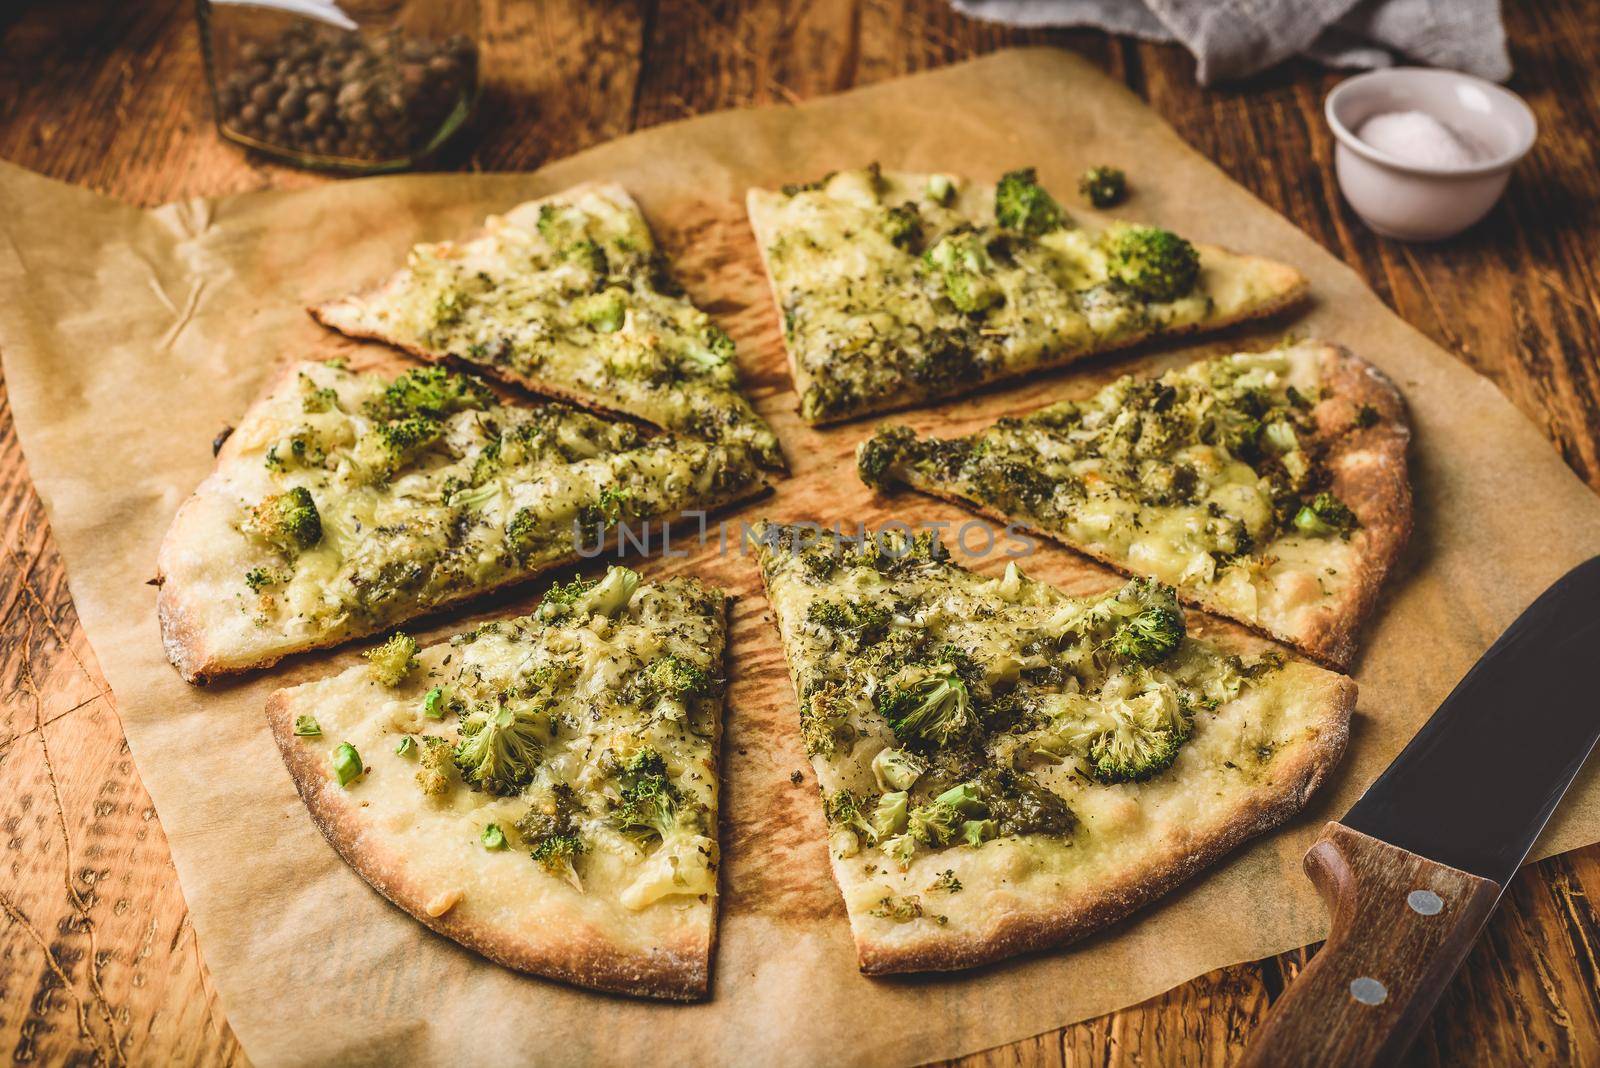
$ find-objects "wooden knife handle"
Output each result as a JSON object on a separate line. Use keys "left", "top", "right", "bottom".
{"left": 1238, "top": 822, "right": 1501, "bottom": 1068}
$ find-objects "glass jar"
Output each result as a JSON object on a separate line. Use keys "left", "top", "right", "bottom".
{"left": 197, "top": 0, "right": 480, "bottom": 173}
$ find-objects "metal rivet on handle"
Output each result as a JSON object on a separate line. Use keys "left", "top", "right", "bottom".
{"left": 1408, "top": 889, "right": 1444, "bottom": 915}
{"left": 1350, "top": 977, "right": 1388, "bottom": 1005}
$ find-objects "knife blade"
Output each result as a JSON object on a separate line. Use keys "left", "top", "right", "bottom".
{"left": 1240, "top": 556, "right": 1600, "bottom": 1068}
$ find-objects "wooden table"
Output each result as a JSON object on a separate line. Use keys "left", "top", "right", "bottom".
{"left": 3, "top": 2, "right": 1598, "bottom": 1064}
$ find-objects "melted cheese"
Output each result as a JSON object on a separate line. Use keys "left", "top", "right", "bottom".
{"left": 870, "top": 343, "right": 1356, "bottom": 649}
{"left": 159, "top": 362, "right": 762, "bottom": 674}
{"left": 321, "top": 184, "right": 782, "bottom": 468}
{"left": 275, "top": 576, "right": 726, "bottom": 955}
{"left": 751, "top": 167, "right": 1294, "bottom": 422}
{"left": 754, "top": 521, "right": 1349, "bottom": 955}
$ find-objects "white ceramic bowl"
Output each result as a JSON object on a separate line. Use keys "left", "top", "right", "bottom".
{"left": 1325, "top": 68, "right": 1537, "bottom": 242}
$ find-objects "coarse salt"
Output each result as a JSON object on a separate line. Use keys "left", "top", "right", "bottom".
{"left": 1356, "top": 110, "right": 1484, "bottom": 169}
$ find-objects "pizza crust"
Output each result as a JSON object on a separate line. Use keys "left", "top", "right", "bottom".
{"left": 267, "top": 693, "right": 713, "bottom": 999}
{"left": 310, "top": 183, "right": 786, "bottom": 471}
{"left": 263, "top": 588, "right": 732, "bottom": 1000}
{"left": 155, "top": 361, "right": 768, "bottom": 684}
{"left": 751, "top": 521, "right": 1356, "bottom": 975}
{"left": 745, "top": 178, "right": 1309, "bottom": 426}
{"left": 880, "top": 343, "right": 1411, "bottom": 669}
{"left": 849, "top": 666, "right": 1353, "bottom": 973}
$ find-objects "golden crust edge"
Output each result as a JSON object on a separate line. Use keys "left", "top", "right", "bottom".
{"left": 873, "top": 342, "right": 1410, "bottom": 669}
{"left": 155, "top": 371, "right": 770, "bottom": 685}
{"left": 852, "top": 671, "right": 1356, "bottom": 974}
{"left": 745, "top": 520, "right": 1355, "bottom": 976}
{"left": 261, "top": 588, "right": 735, "bottom": 1001}
{"left": 744, "top": 188, "right": 816, "bottom": 416}
{"left": 742, "top": 180, "right": 1310, "bottom": 427}
{"left": 309, "top": 184, "right": 786, "bottom": 472}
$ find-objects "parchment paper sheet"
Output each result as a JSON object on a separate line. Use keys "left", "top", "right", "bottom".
{"left": 4, "top": 48, "right": 1599, "bottom": 1068}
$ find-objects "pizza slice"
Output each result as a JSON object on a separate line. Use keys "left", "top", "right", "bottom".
{"left": 311, "top": 182, "right": 785, "bottom": 470}
{"left": 857, "top": 340, "right": 1411, "bottom": 667}
{"left": 267, "top": 566, "right": 728, "bottom": 1000}
{"left": 747, "top": 165, "right": 1308, "bottom": 424}
{"left": 157, "top": 360, "right": 764, "bottom": 682}
{"left": 751, "top": 520, "right": 1353, "bottom": 974}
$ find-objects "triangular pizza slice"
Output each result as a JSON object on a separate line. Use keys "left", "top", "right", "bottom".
{"left": 752, "top": 520, "right": 1352, "bottom": 974}
{"left": 747, "top": 165, "right": 1307, "bottom": 424}
{"left": 157, "top": 360, "right": 764, "bottom": 682}
{"left": 312, "top": 182, "right": 785, "bottom": 470}
{"left": 858, "top": 340, "right": 1411, "bottom": 667}
{"left": 267, "top": 566, "right": 728, "bottom": 1000}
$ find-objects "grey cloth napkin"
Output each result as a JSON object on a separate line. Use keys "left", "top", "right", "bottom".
{"left": 951, "top": 0, "right": 1511, "bottom": 85}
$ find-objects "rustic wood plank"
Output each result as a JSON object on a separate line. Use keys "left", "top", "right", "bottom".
{"left": 2, "top": 1, "right": 1599, "bottom": 1066}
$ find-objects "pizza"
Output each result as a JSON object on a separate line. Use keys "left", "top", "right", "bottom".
{"left": 311, "top": 182, "right": 785, "bottom": 470}
{"left": 266, "top": 566, "right": 728, "bottom": 1000}
{"left": 157, "top": 360, "right": 764, "bottom": 682}
{"left": 746, "top": 165, "right": 1308, "bottom": 424}
{"left": 751, "top": 520, "right": 1353, "bottom": 974}
{"left": 857, "top": 340, "right": 1411, "bottom": 667}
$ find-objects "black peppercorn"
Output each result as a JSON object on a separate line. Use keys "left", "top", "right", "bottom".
{"left": 212, "top": 20, "right": 477, "bottom": 167}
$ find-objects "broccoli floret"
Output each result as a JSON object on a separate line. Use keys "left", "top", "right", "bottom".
{"left": 574, "top": 288, "right": 627, "bottom": 333}
{"left": 536, "top": 566, "right": 640, "bottom": 622}
{"left": 536, "top": 202, "right": 592, "bottom": 252}
{"left": 995, "top": 167, "right": 1065, "bottom": 236}
{"left": 517, "top": 784, "right": 586, "bottom": 889}
{"left": 1053, "top": 677, "right": 1192, "bottom": 784}
{"left": 908, "top": 782, "right": 990, "bottom": 847}
{"left": 640, "top": 655, "right": 712, "bottom": 700}
{"left": 880, "top": 833, "right": 918, "bottom": 869}
{"left": 924, "top": 233, "right": 1001, "bottom": 314}
{"left": 353, "top": 415, "right": 444, "bottom": 481}
{"left": 1087, "top": 716, "right": 1185, "bottom": 783}
{"left": 363, "top": 632, "right": 419, "bottom": 686}
{"left": 880, "top": 203, "right": 922, "bottom": 251}
{"left": 1293, "top": 492, "right": 1358, "bottom": 537}
{"left": 562, "top": 238, "right": 608, "bottom": 275}
{"left": 634, "top": 655, "right": 713, "bottom": 721}
{"left": 302, "top": 385, "right": 340, "bottom": 414}
{"left": 926, "top": 174, "right": 955, "bottom": 204}
{"left": 571, "top": 486, "right": 632, "bottom": 543}
{"left": 930, "top": 870, "right": 963, "bottom": 893}
{"left": 614, "top": 750, "right": 704, "bottom": 847}
{"left": 503, "top": 506, "right": 548, "bottom": 558}
{"left": 807, "top": 598, "right": 892, "bottom": 644}
{"left": 799, "top": 686, "right": 857, "bottom": 759}
{"left": 529, "top": 833, "right": 585, "bottom": 887}
{"left": 369, "top": 366, "right": 494, "bottom": 422}
{"left": 870, "top": 791, "right": 909, "bottom": 841}
{"left": 453, "top": 701, "right": 547, "bottom": 795}
{"left": 856, "top": 425, "right": 916, "bottom": 491}
{"left": 244, "top": 486, "right": 322, "bottom": 554}
{"left": 878, "top": 661, "right": 976, "bottom": 750}
{"left": 822, "top": 788, "right": 877, "bottom": 848}
{"left": 1078, "top": 165, "right": 1126, "bottom": 208}
{"left": 871, "top": 747, "right": 925, "bottom": 792}
{"left": 1103, "top": 224, "right": 1200, "bottom": 303}
{"left": 1105, "top": 578, "right": 1185, "bottom": 666}
{"left": 415, "top": 736, "right": 455, "bottom": 796}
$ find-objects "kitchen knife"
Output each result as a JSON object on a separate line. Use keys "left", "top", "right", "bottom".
{"left": 1240, "top": 556, "right": 1600, "bottom": 1067}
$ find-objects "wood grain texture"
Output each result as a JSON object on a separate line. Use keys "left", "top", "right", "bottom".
{"left": 1239, "top": 824, "right": 1502, "bottom": 1067}
{"left": 3, "top": 1, "right": 1600, "bottom": 1065}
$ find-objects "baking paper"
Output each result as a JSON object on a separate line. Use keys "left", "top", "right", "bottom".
{"left": 4, "top": 48, "right": 1599, "bottom": 1068}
